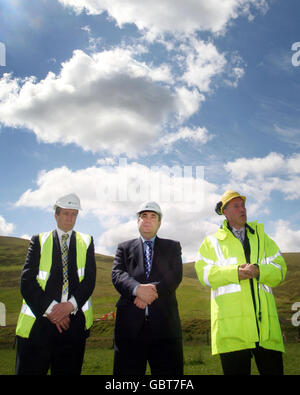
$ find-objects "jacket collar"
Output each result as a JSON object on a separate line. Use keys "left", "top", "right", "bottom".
{"left": 215, "top": 220, "right": 256, "bottom": 240}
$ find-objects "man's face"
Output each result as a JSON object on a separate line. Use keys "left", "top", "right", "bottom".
{"left": 55, "top": 208, "right": 78, "bottom": 232}
{"left": 138, "top": 211, "right": 161, "bottom": 240}
{"left": 223, "top": 197, "right": 247, "bottom": 229}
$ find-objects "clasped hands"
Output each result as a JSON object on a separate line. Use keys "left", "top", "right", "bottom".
{"left": 47, "top": 301, "right": 74, "bottom": 333}
{"left": 134, "top": 284, "right": 158, "bottom": 310}
{"left": 238, "top": 263, "right": 259, "bottom": 281}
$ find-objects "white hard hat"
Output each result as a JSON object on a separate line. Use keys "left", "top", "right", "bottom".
{"left": 53, "top": 193, "right": 82, "bottom": 210}
{"left": 137, "top": 201, "right": 162, "bottom": 218}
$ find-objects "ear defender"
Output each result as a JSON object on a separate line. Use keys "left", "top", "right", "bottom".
{"left": 215, "top": 201, "right": 223, "bottom": 215}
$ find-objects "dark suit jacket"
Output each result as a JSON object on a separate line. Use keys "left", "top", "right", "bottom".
{"left": 19, "top": 230, "right": 96, "bottom": 345}
{"left": 112, "top": 236, "right": 183, "bottom": 340}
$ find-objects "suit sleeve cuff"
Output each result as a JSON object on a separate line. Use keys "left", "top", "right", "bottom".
{"left": 43, "top": 300, "right": 58, "bottom": 316}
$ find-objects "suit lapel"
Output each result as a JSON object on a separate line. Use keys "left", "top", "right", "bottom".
{"left": 131, "top": 237, "right": 146, "bottom": 278}
{"left": 69, "top": 231, "right": 76, "bottom": 262}
{"left": 151, "top": 236, "right": 160, "bottom": 277}
{"left": 53, "top": 230, "right": 62, "bottom": 265}
{"left": 134, "top": 237, "right": 144, "bottom": 264}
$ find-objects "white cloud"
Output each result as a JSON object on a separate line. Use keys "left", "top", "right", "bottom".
{"left": 0, "top": 48, "right": 184, "bottom": 157}
{"left": 224, "top": 66, "right": 245, "bottom": 88}
{"left": 59, "top": 0, "right": 268, "bottom": 38}
{"left": 0, "top": 46, "right": 209, "bottom": 157}
{"left": 274, "top": 124, "right": 300, "bottom": 148}
{"left": 15, "top": 162, "right": 220, "bottom": 261}
{"left": 0, "top": 12, "right": 250, "bottom": 159}
{"left": 223, "top": 53, "right": 246, "bottom": 87}
{"left": 223, "top": 152, "right": 300, "bottom": 213}
{"left": 0, "top": 215, "right": 14, "bottom": 236}
{"left": 96, "top": 157, "right": 118, "bottom": 166}
{"left": 174, "top": 86, "right": 205, "bottom": 120}
{"left": 224, "top": 152, "right": 286, "bottom": 180}
{"left": 270, "top": 220, "right": 300, "bottom": 253}
{"left": 181, "top": 39, "right": 227, "bottom": 92}
{"left": 20, "top": 234, "right": 31, "bottom": 240}
{"left": 178, "top": 39, "right": 247, "bottom": 93}
{"left": 16, "top": 151, "right": 300, "bottom": 259}
{"left": 157, "top": 126, "right": 213, "bottom": 152}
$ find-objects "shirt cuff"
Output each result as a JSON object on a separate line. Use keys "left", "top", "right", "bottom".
{"left": 43, "top": 300, "right": 58, "bottom": 316}
{"left": 68, "top": 296, "right": 78, "bottom": 314}
{"left": 133, "top": 285, "right": 139, "bottom": 296}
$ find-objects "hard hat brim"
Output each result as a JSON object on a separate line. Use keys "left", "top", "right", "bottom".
{"left": 53, "top": 204, "right": 81, "bottom": 210}
{"left": 136, "top": 201, "right": 162, "bottom": 217}
{"left": 221, "top": 193, "right": 246, "bottom": 214}
{"left": 53, "top": 193, "right": 82, "bottom": 210}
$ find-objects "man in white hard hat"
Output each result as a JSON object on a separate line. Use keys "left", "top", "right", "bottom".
{"left": 195, "top": 190, "right": 287, "bottom": 375}
{"left": 112, "top": 201, "right": 183, "bottom": 375}
{"left": 15, "top": 193, "right": 96, "bottom": 375}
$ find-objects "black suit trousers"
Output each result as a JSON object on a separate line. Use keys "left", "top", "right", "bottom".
{"left": 113, "top": 318, "right": 183, "bottom": 375}
{"left": 220, "top": 345, "right": 283, "bottom": 375}
{"left": 15, "top": 331, "right": 86, "bottom": 375}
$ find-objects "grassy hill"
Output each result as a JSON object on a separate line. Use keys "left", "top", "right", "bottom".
{"left": 0, "top": 235, "right": 299, "bottom": 343}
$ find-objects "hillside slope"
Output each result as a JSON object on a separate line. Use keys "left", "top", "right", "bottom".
{"left": 0, "top": 236, "right": 299, "bottom": 326}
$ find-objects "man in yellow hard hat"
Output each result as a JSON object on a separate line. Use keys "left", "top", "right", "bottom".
{"left": 195, "top": 190, "right": 287, "bottom": 375}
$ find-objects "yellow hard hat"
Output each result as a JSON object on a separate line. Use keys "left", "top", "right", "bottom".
{"left": 215, "top": 190, "right": 246, "bottom": 215}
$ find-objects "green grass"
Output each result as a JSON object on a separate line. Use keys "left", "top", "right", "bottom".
{"left": 1, "top": 235, "right": 300, "bottom": 375}
{"left": 80, "top": 342, "right": 223, "bottom": 375}
{"left": 2, "top": 341, "right": 300, "bottom": 375}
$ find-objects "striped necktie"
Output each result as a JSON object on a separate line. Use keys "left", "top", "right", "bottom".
{"left": 61, "top": 233, "right": 69, "bottom": 296}
{"left": 235, "top": 229, "right": 244, "bottom": 245}
{"left": 144, "top": 241, "right": 153, "bottom": 278}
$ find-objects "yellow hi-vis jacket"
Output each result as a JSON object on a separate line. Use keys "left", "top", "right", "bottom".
{"left": 195, "top": 220, "right": 287, "bottom": 355}
{"left": 16, "top": 231, "right": 93, "bottom": 338}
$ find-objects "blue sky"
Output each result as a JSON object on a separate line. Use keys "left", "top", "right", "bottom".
{"left": 0, "top": 0, "right": 300, "bottom": 261}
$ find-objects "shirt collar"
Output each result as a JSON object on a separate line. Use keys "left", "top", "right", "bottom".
{"left": 140, "top": 235, "right": 156, "bottom": 245}
{"left": 232, "top": 226, "right": 245, "bottom": 237}
{"left": 56, "top": 227, "right": 73, "bottom": 240}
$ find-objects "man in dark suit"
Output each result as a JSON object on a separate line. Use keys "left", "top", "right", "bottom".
{"left": 15, "top": 193, "right": 96, "bottom": 375}
{"left": 112, "top": 201, "right": 183, "bottom": 375}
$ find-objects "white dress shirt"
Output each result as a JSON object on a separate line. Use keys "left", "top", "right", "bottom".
{"left": 133, "top": 235, "right": 156, "bottom": 316}
{"left": 44, "top": 227, "right": 78, "bottom": 316}
{"left": 232, "top": 226, "right": 245, "bottom": 244}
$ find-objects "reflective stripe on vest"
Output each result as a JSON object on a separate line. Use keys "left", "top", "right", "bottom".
{"left": 16, "top": 231, "right": 93, "bottom": 338}
{"left": 206, "top": 235, "right": 241, "bottom": 299}
{"left": 260, "top": 250, "right": 284, "bottom": 281}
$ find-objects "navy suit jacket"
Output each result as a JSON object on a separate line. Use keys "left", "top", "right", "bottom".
{"left": 19, "top": 230, "right": 96, "bottom": 344}
{"left": 112, "top": 236, "right": 183, "bottom": 340}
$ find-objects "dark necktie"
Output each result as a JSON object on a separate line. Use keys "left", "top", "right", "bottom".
{"left": 61, "top": 233, "right": 69, "bottom": 296}
{"left": 144, "top": 241, "right": 152, "bottom": 278}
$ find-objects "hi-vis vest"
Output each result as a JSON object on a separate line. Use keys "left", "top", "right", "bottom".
{"left": 16, "top": 231, "right": 93, "bottom": 338}
{"left": 195, "top": 220, "right": 287, "bottom": 355}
